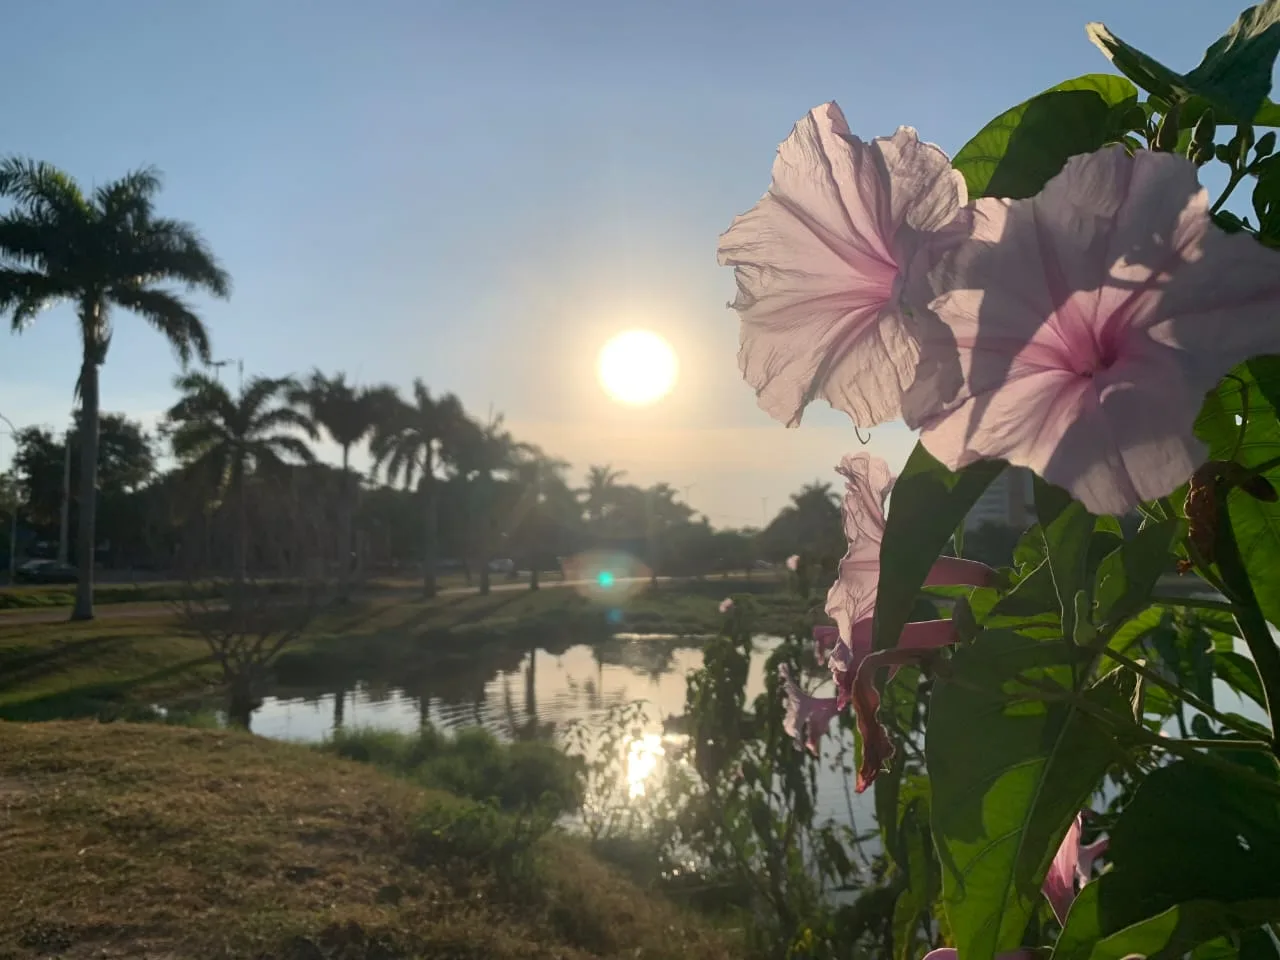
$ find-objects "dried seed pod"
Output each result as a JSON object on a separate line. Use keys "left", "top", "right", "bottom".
{"left": 1184, "top": 461, "right": 1224, "bottom": 564}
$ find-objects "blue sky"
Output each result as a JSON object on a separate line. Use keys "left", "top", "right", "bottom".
{"left": 0, "top": 0, "right": 1236, "bottom": 527}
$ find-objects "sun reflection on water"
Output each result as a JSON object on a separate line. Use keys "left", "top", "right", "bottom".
{"left": 625, "top": 733, "right": 667, "bottom": 798}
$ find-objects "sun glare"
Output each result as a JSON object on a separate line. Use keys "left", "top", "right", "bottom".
{"left": 597, "top": 330, "right": 677, "bottom": 406}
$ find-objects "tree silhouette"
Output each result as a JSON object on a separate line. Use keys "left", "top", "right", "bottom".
{"left": 0, "top": 159, "right": 229, "bottom": 618}
{"left": 291, "top": 371, "right": 395, "bottom": 594}
{"left": 369, "top": 378, "right": 468, "bottom": 597}
{"left": 581, "top": 464, "right": 626, "bottom": 526}
{"left": 165, "top": 372, "right": 316, "bottom": 580}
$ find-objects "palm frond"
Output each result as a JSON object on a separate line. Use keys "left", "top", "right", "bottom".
{"left": 253, "top": 405, "right": 317, "bottom": 439}
{"left": 0, "top": 158, "right": 87, "bottom": 217}
{"left": 93, "top": 167, "right": 162, "bottom": 222}
{"left": 110, "top": 285, "right": 212, "bottom": 365}
{"left": 261, "top": 434, "right": 315, "bottom": 465}
{"left": 0, "top": 269, "right": 67, "bottom": 330}
{"left": 124, "top": 216, "right": 231, "bottom": 298}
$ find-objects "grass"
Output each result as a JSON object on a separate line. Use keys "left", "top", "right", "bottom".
{"left": 320, "top": 725, "right": 584, "bottom": 817}
{"left": 0, "top": 578, "right": 803, "bottom": 724}
{"left": 0, "top": 721, "right": 735, "bottom": 959}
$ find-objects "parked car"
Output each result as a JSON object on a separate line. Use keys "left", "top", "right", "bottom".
{"left": 487, "top": 558, "right": 515, "bottom": 574}
{"left": 13, "top": 559, "right": 79, "bottom": 584}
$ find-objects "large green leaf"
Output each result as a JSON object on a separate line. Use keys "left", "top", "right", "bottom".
{"left": 1093, "top": 519, "right": 1184, "bottom": 630}
{"left": 1053, "top": 761, "right": 1280, "bottom": 960}
{"left": 1089, "top": 2, "right": 1280, "bottom": 123}
{"left": 928, "top": 631, "right": 1127, "bottom": 960}
{"left": 1036, "top": 480, "right": 1096, "bottom": 642}
{"left": 952, "top": 74, "right": 1137, "bottom": 200}
{"left": 874, "top": 443, "right": 1002, "bottom": 652}
{"left": 1194, "top": 358, "right": 1280, "bottom": 629}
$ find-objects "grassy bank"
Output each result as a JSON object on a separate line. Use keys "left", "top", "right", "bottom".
{"left": 0, "top": 578, "right": 803, "bottom": 722}
{"left": 0, "top": 721, "right": 733, "bottom": 959}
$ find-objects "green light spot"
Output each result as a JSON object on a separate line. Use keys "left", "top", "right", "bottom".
{"left": 597, "top": 571, "right": 615, "bottom": 588}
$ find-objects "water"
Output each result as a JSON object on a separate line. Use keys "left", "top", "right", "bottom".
{"left": 248, "top": 629, "right": 1269, "bottom": 841}
{"left": 251, "top": 634, "right": 878, "bottom": 832}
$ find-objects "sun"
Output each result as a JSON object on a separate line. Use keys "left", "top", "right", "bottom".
{"left": 597, "top": 330, "right": 678, "bottom": 406}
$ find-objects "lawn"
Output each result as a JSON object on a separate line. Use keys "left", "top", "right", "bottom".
{"left": 0, "top": 721, "right": 734, "bottom": 959}
{"left": 0, "top": 577, "right": 806, "bottom": 721}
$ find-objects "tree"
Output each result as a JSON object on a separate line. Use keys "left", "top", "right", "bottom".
{"left": 11, "top": 413, "right": 157, "bottom": 554}
{"left": 291, "top": 371, "right": 394, "bottom": 594}
{"left": 165, "top": 372, "right": 316, "bottom": 579}
{"left": 368, "top": 379, "right": 468, "bottom": 598}
{"left": 509, "top": 444, "right": 571, "bottom": 591}
{"left": 758, "top": 481, "right": 843, "bottom": 563}
{"left": 0, "top": 160, "right": 230, "bottom": 619}
{"left": 580, "top": 464, "right": 626, "bottom": 526}
{"left": 452, "top": 415, "right": 516, "bottom": 595}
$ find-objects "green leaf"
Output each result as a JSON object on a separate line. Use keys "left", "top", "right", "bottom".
{"left": 952, "top": 74, "right": 1138, "bottom": 199}
{"left": 1089, "top": 3, "right": 1280, "bottom": 123}
{"left": 874, "top": 443, "right": 1002, "bottom": 652}
{"left": 1195, "top": 358, "right": 1280, "bottom": 629}
{"left": 1094, "top": 519, "right": 1184, "bottom": 629}
{"left": 1036, "top": 479, "right": 1096, "bottom": 643}
{"left": 1218, "top": 650, "right": 1269, "bottom": 711}
{"left": 1053, "top": 760, "right": 1280, "bottom": 960}
{"left": 928, "top": 631, "right": 1127, "bottom": 960}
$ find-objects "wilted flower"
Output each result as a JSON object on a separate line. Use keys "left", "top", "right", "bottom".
{"left": 786, "top": 553, "right": 800, "bottom": 572}
{"left": 813, "top": 625, "right": 841, "bottom": 664}
{"left": 718, "top": 597, "right": 734, "bottom": 614}
{"left": 779, "top": 664, "right": 840, "bottom": 755}
{"left": 718, "top": 102, "right": 967, "bottom": 429}
{"left": 825, "top": 453, "right": 994, "bottom": 643}
{"left": 908, "top": 145, "right": 1280, "bottom": 515}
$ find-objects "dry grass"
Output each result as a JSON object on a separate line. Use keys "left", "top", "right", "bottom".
{"left": 0, "top": 721, "right": 734, "bottom": 960}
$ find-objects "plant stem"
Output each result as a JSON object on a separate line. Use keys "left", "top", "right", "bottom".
{"left": 1101, "top": 645, "right": 1265, "bottom": 740}
{"left": 1206, "top": 500, "right": 1280, "bottom": 752}
{"left": 1211, "top": 169, "right": 1247, "bottom": 215}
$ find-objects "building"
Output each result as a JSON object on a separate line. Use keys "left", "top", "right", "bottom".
{"left": 963, "top": 465, "right": 1034, "bottom": 533}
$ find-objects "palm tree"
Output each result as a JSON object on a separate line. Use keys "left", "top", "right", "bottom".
{"left": 165, "top": 372, "right": 316, "bottom": 580}
{"left": 581, "top": 464, "right": 626, "bottom": 526}
{"left": 369, "top": 379, "right": 467, "bottom": 598}
{"left": 291, "top": 371, "right": 394, "bottom": 595}
{"left": 0, "top": 160, "right": 230, "bottom": 619}
{"left": 453, "top": 415, "right": 515, "bottom": 595}
{"left": 510, "top": 445, "right": 570, "bottom": 591}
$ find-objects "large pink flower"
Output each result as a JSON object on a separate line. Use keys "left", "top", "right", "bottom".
{"left": 717, "top": 102, "right": 967, "bottom": 429}
{"left": 779, "top": 665, "right": 840, "bottom": 755}
{"left": 906, "top": 145, "right": 1280, "bottom": 515}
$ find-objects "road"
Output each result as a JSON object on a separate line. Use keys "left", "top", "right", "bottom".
{"left": 0, "top": 574, "right": 676, "bottom": 626}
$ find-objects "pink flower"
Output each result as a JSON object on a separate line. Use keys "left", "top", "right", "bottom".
{"left": 805, "top": 453, "right": 995, "bottom": 786}
{"left": 779, "top": 665, "right": 840, "bottom": 755}
{"left": 924, "top": 951, "right": 1036, "bottom": 960}
{"left": 717, "top": 102, "right": 967, "bottom": 429}
{"left": 718, "top": 597, "right": 734, "bottom": 614}
{"left": 786, "top": 554, "right": 800, "bottom": 572}
{"left": 1044, "top": 813, "right": 1109, "bottom": 925}
{"left": 813, "top": 625, "right": 840, "bottom": 664}
{"left": 825, "top": 453, "right": 993, "bottom": 643}
{"left": 907, "top": 146, "right": 1280, "bottom": 515}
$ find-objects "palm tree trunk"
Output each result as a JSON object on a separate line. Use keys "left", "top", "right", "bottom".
{"left": 71, "top": 352, "right": 100, "bottom": 621}
{"left": 339, "top": 444, "right": 353, "bottom": 600}
{"left": 234, "top": 460, "right": 248, "bottom": 583}
{"left": 422, "top": 449, "right": 437, "bottom": 599}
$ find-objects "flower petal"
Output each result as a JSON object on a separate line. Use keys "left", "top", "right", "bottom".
{"left": 909, "top": 146, "right": 1280, "bottom": 515}
{"left": 780, "top": 665, "right": 840, "bottom": 755}
{"left": 718, "top": 103, "right": 965, "bottom": 427}
{"left": 1044, "top": 814, "right": 1083, "bottom": 925}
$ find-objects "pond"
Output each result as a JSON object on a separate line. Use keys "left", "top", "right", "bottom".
{"left": 248, "top": 630, "right": 1268, "bottom": 837}
{"left": 252, "top": 634, "right": 879, "bottom": 832}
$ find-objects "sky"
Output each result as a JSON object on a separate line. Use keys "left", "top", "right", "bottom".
{"left": 0, "top": 0, "right": 1237, "bottom": 529}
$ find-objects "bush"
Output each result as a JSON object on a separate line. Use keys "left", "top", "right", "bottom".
{"left": 322, "top": 725, "right": 583, "bottom": 816}
{"left": 410, "top": 794, "right": 557, "bottom": 894}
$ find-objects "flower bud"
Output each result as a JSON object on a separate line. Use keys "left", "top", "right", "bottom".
{"left": 1257, "top": 131, "right": 1277, "bottom": 159}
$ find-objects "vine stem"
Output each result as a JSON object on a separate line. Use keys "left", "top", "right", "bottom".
{"left": 1211, "top": 169, "right": 1247, "bottom": 215}
{"left": 1100, "top": 645, "right": 1264, "bottom": 741}
{"left": 1204, "top": 498, "right": 1280, "bottom": 753}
